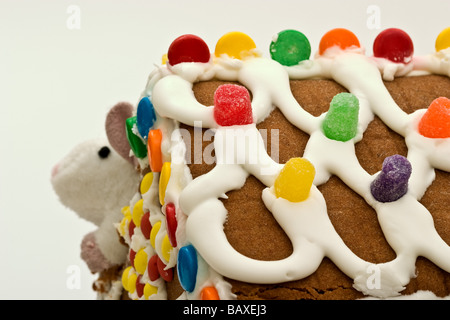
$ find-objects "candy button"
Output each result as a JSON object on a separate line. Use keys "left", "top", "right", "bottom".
{"left": 167, "top": 34, "right": 211, "bottom": 66}
{"left": 128, "top": 219, "right": 136, "bottom": 239}
{"left": 159, "top": 162, "right": 171, "bottom": 206}
{"left": 319, "top": 28, "right": 360, "bottom": 55}
{"left": 418, "top": 97, "right": 450, "bottom": 138}
{"left": 125, "top": 116, "right": 148, "bottom": 159}
{"left": 161, "top": 53, "right": 168, "bottom": 65}
{"left": 157, "top": 256, "right": 174, "bottom": 282}
{"left": 140, "top": 211, "right": 152, "bottom": 240}
{"left": 137, "top": 97, "right": 157, "bottom": 140}
{"left": 150, "top": 221, "right": 161, "bottom": 249}
{"left": 129, "top": 249, "right": 137, "bottom": 268}
{"left": 370, "top": 155, "right": 412, "bottom": 203}
{"left": 373, "top": 28, "right": 414, "bottom": 63}
{"left": 147, "top": 255, "right": 160, "bottom": 281}
{"left": 140, "top": 172, "right": 154, "bottom": 195}
{"left": 147, "top": 129, "right": 163, "bottom": 172}
{"left": 201, "top": 286, "right": 220, "bottom": 300}
{"left": 127, "top": 271, "right": 138, "bottom": 294}
{"left": 144, "top": 283, "right": 158, "bottom": 299}
{"left": 121, "top": 266, "right": 133, "bottom": 291}
{"left": 274, "top": 158, "right": 315, "bottom": 202}
{"left": 213, "top": 84, "right": 253, "bottom": 126}
{"left": 435, "top": 27, "right": 450, "bottom": 52}
{"left": 136, "top": 275, "right": 145, "bottom": 298}
{"left": 132, "top": 199, "right": 145, "bottom": 227}
{"left": 270, "top": 29, "right": 311, "bottom": 66}
{"left": 134, "top": 249, "right": 148, "bottom": 275}
{"left": 165, "top": 203, "right": 178, "bottom": 247}
{"left": 322, "top": 93, "right": 360, "bottom": 142}
{"left": 177, "top": 244, "right": 198, "bottom": 292}
{"left": 161, "top": 234, "right": 173, "bottom": 262}
{"left": 215, "top": 31, "right": 257, "bottom": 59}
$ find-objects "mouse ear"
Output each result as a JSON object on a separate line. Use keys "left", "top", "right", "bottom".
{"left": 105, "top": 102, "right": 135, "bottom": 164}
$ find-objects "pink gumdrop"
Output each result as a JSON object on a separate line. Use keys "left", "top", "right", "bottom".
{"left": 373, "top": 28, "right": 414, "bottom": 63}
{"left": 213, "top": 84, "right": 253, "bottom": 126}
{"left": 167, "top": 34, "right": 211, "bottom": 66}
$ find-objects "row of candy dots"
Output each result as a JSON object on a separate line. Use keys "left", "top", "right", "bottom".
{"left": 177, "top": 244, "right": 220, "bottom": 300}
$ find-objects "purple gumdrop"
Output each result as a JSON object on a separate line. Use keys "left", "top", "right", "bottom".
{"left": 370, "top": 155, "right": 412, "bottom": 203}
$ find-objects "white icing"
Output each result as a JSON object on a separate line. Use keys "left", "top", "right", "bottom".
{"left": 123, "top": 37, "right": 450, "bottom": 300}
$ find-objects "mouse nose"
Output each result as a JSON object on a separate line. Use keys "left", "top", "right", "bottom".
{"left": 51, "top": 163, "right": 59, "bottom": 178}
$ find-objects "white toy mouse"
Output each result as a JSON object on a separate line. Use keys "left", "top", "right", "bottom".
{"left": 51, "top": 102, "right": 140, "bottom": 273}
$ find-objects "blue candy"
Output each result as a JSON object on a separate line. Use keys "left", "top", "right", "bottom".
{"left": 137, "top": 96, "right": 157, "bottom": 139}
{"left": 177, "top": 244, "right": 198, "bottom": 293}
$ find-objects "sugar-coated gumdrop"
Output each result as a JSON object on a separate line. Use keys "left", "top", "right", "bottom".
{"left": 157, "top": 256, "right": 174, "bottom": 282}
{"left": 435, "top": 27, "right": 450, "bottom": 52}
{"left": 167, "top": 34, "right": 211, "bottom": 66}
{"left": 418, "top": 97, "right": 450, "bottom": 138}
{"left": 137, "top": 97, "right": 157, "bottom": 140}
{"left": 177, "top": 244, "right": 198, "bottom": 293}
{"left": 140, "top": 211, "right": 152, "bottom": 240}
{"left": 214, "top": 84, "right": 253, "bottom": 126}
{"left": 144, "top": 283, "right": 158, "bottom": 299}
{"left": 201, "top": 286, "right": 220, "bottom": 300}
{"left": 319, "top": 28, "right": 360, "bottom": 55}
{"left": 159, "top": 162, "right": 171, "bottom": 206}
{"left": 373, "top": 28, "right": 414, "bottom": 63}
{"left": 274, "top": 158, "right": 315, "bottom": 202}
{"left": 322, "top": 93, "right": 359, "bottom": 142}
{"left": 270, "top": 29, "right": 311, "bottom": 66}
{"left": 147, "top": 129, "right": 163, "bottom": 172}
{"left": 370, "top": 155, "right": 412, "bottom": 203}
{"left": 140, "top": 172, "right": 154, "bottom": 195}
{"left": 215, "top": 31, "right": 257, "bottom": 59}
{"left": 134, "top": 249, "right": 148, "bottom": 275}
{"left": 165, "top": 203, "right": 178, "bottom": 247}
{"left": 126, "top": 116, "right": 148, "bottom": 158}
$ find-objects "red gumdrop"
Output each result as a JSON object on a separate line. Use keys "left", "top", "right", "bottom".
{"left": 167, "top": 34, "right": 211, "bottom": 66}
{"left": 140, "top": 211, "right": 152, "bottom": 240}
{"left": 129, "top": 249, "right": 136, "bottom": 268}
{"left": 147, "top": 255, "right": 160, "bottom": 281}
{"left": 157, "top": 256, "right": 174, "bottom": 282}
{"left": 165, "top": 203, "right": 178, "bottom": 247}
{"left": 136, "top": 275, "right": 145, "bottom": 298}
{"left": 418, "top": 97, "right": 450, "bottom": 138}
{"left": 373, "top": 28, "right": 414, "bottom": 63}
{"left": 213, "top": 84, "right": 253, "bottom": 126}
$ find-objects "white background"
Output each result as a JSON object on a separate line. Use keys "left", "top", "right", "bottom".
{"left": 0, "top": 0, "right": 448, "bottom": 299}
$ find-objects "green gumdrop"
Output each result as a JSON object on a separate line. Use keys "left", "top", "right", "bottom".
{"left": 270, "top": 29, "right": 311, "bottom": 66}
{"left": 126, "top": 116, "right": 148, "bottom": 158}
{"left": 321, "top": 93, "right": 359, "bottom": 142}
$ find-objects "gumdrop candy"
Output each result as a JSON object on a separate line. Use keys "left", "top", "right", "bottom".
{"left": 167, "top": 34, "right": 211, "bottom": 66}
{"left": 126, "top": 116, "right": 148, "bottom": 158}
{"left": 215, "top": 31, "right": 257, "bottom": 60}
{"left": 177, "top": 244, "right": 198, "bottom": 293}
{"left": 270, "top": 29, "right": 311, "bottom": 66}
{"left": 274, "top": 158, "right": 315, "bottom": 202}
{"left": 137, "top": 97, "right": 157, "bottom": 140}
{"left": 322, "top": 93, "right": 359, "bottom": 142}
{"left": 370, "top": 155, "right": 412, "bottom": 203}
{"left": 319, "top": 28, "right": 360, "bottom": 55}
{"left": 435, "top": 27, "right": 450, "bottom": 52}
{"left": 418, "top": 97, "right": 450, "bottom": 138}
{"left": 213, "top": 84, "right": 253, "bottom": 126}
{"left": 373, "top": 28, "right": 414, "bottom": 64}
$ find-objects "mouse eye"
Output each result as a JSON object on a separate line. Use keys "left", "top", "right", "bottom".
{"left": 98, "top": 146, "right": 111, "bottom": 159}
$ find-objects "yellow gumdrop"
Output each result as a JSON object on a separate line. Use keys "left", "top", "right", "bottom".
{"left": 150, "top": 221, "right": 162, "bottom": 249}
{"left": 134, "top": 249, "right": 148, "bottom": 275}
{"left": 132, "top": 199, "right": 144, "bottom": 227}
{"left": 436, "top": 27, "right": 450, "bottom": 52}
{"left": 144, "top": 283, "right": 158, "bottom": 299}
{"left": 161, "top": 234, "right": 173, "bottom": 262}
{"left": 159, "top": 162, "right": 171, "bottom": 206}
{"left": 215, "top": 31, "right": 257, "bottom": 59}
{"left": 140, "top": 172, "right": 154, "bottom": 195}
{"left": 121, "top": 266, "right": 133, "bottom": 292}
{"left": 274, "top": 158, "right": 315, "bottom": 202}
{"left": 127, "top": 272, "right": 138, "bottom": 294}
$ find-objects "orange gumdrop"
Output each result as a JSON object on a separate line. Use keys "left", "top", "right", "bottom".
{"left": 200, "top": 286, "right": 220, "bottom": 300}
{"left": 418, "top": 97, "right": 450, "bottom": 138}
{"left": 319, "top": 28, "right": 360, "bottom": 55}
{"left": 147, "top": 129, "right": 163, "bottom": 172}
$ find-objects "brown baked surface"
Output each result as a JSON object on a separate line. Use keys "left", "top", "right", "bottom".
{"left": 176, "top": 75, "right": 450, "bottom": 300}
